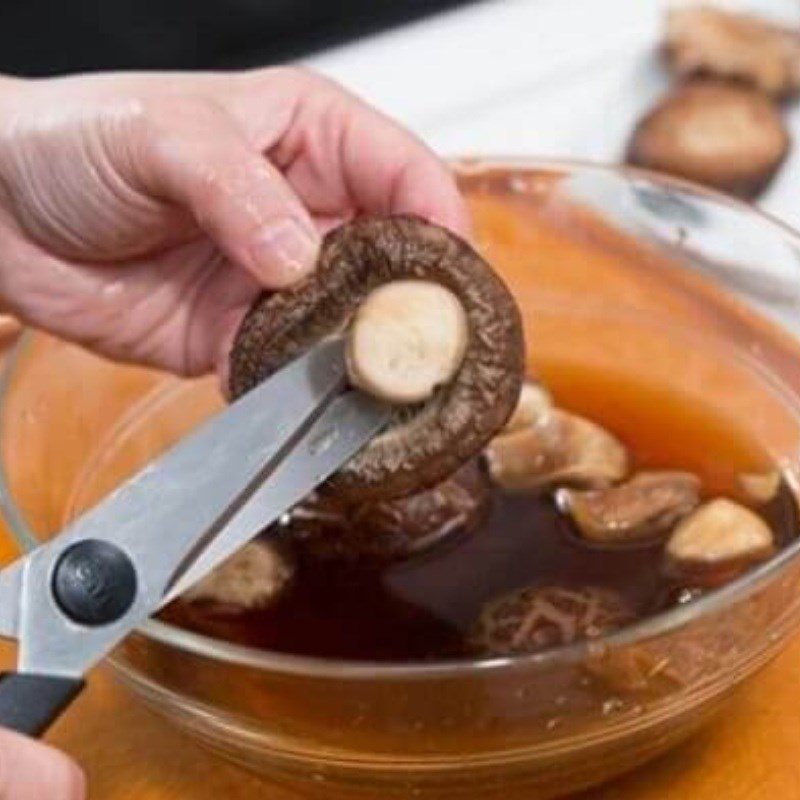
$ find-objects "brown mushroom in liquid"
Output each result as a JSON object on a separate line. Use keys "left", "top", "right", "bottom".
{"left": 284, "top": 459, "right": 490, "bottom": 562}
{"left": 230, "top": 216, "right": 524, "bottom": 503}
{"left": 738, "top": 470, "right": 781, "bottom": 504}
{"left": 470, "top": 585, "right": 635, "bottom": 657}
{"left": 559, "top": 471, "right": 701, "bottom": 546}
{"left": 485, "top": 409, "right": 628, "bottom": 492}
{"left": 665, "top": 498, "right": 775, "bottom": 586}
{"left": 500, "top": 381, "right": 553, "bottom": 435}
{"left": 181, "top": 539, "right": 294, "bottom": 613}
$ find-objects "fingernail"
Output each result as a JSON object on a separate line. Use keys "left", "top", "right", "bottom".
{"left": 249, "top": 218, "right": 319, "bottom": 287}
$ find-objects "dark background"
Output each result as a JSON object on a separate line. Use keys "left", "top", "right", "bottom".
{"left": 2, "top": 0, "right": 474, "bottom": 75}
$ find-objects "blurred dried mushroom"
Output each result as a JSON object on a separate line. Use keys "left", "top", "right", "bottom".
{"left": 666, "top": 498, "right": 774, "bottom": 584}
{"left": 284, "top": 460, "right": 490, "bottom": 562}
{"left": 626, "top": 81, "right": 789, "bottom": 199}
{"left": 469, "top": 585, "right": 635, "bottom": 656}
{"left": 230, "top": 215, "right": 524, "bottom": 503}
{"left": 559, "top": 471, "right": 701, "bottom": 546}
{"left": 485, "top": 410, "right": 628, "bottom": 492}
{"left": 182, "top": 540, "right": 294, "bottom": 613}
{"left": 665, "top": 5, "right": 800, "bottom": 98}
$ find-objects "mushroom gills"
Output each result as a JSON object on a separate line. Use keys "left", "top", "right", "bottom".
{"left": 558, "top": 471, "right": 701, "bottom": 546}
{"left": 485, "top": 409, "right": 628, "bottom": 492}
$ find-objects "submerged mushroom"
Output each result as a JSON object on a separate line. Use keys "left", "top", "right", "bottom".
{"left": 485, "top": 410, "right": 628, "bottom": 492}
{"left": 626, "top": 81, "right": 789, "bottom": 200}
{"left": 181, "top": 539, "right": 294, "bottom": 613}
{"left": 469, "top": 585, "right": 635, "bottom": 657}
{"left": 284, "top": 459, "right": 490, "bottom": 562}
{"left": 230, "top": 216, "right": 524, "bottom": 503}
{"left": 666, "top": 498, "right": 775, "bottom": 586}
{"left": 500, "top": 381, "right": 553, "bottom": 435}
{"left": 664, "top": 6, "right": 800, "bottom": 98}
{"left": 558, "top": 471, "right": 701, "bottom": 546}
{"left": 738, "top": 470, "right": 781, "bottom": 504}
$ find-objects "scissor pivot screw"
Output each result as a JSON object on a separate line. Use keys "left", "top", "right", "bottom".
{"left": 52, "top": 540, "right": 137, "bottom": 626}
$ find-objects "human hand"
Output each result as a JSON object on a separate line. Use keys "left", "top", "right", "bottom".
{"left": 0, "top": 68, "right": 469, "bottom": 380}
{"left": 0, "top": 727, "right": 84, "bottom": 798}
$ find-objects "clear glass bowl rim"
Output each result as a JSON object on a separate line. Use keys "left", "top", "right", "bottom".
{"left": 3, "top": 156, "right": 800, "bottom": 681}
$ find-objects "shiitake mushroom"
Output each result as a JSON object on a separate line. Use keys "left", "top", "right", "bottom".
{"left": 283, "top": 459, "right": 490, "bottom": 562}
{"left": 665, "top": 498, "right": 775, "bottom": 587}
{"left": 181, "top": 539, "right": 295, "bottom": 614}
{"left": 230, "top": 215, "right": 525, "bottom": 502}
{"left": 484, "top": 409, "right": 628, "bottom": 492}
{"left": 558, "top": 471, "right": 701, "bottom": 546}
{"left": 469, "top": 585, "right": 635, "bottom": 657}
{"left": 626, "top": 80, "right": 789, "bottom": 199}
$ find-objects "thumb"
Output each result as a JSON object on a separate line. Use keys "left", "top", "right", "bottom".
{"left": 138, "top": 98, "right": 320, "bottom": 288}
{"left": 0, "top": 729, "right": 85, "bottom": 800}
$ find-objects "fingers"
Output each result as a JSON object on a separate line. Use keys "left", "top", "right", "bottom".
{"left": 243, "top": 69, "right": 472, "bottom": 239}
{"left": 134, "top": 97, "right": 320, "bottom": 288}
{"left": 0, "top": 729, "right": 85, "bottom": 800}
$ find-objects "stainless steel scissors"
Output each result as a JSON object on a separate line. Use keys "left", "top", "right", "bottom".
{"left": 0, "top": 336, "right": 390, "bottom": 736}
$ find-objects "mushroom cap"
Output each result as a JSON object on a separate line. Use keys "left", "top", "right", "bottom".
{"left": 470, "top": 584, "right": 635, "bottom": 656}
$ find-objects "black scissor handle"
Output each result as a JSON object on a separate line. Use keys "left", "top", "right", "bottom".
{"left": 0, "top": 673, "right": 84, "bottom": 736}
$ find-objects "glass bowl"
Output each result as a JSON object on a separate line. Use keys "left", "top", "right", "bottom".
{"left": 4, "top": 160, "right": 800, "bottom": 799}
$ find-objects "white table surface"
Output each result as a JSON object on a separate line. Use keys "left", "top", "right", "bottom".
{"left": 306, "top": 0, "right": 800, "bottom": 229}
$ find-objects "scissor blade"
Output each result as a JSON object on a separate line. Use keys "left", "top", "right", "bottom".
{"left": 161, "top": 390, "right": 391, "bottom": 606}
{"left": 13, "top": 338, "right": 349, "bottom": 677}
{"left": 0, "top": 561, "right": 22, "bottom": 639}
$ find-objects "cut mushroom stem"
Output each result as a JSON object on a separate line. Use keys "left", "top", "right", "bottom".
{"left": 501, "top": 382, "right": 553, "bottom": 435}
{"left": 345, "top": 280, "right": 468, "bottom": 404}
{"left": 559, "top": 471, "right": 701, "bottom": 546}
{"left": 182, "top": 540, "right": 294, "bottom": 613}
{"left": 665, "top": 498, "right": 774, "bottom": 585}
{"left": 485, "top": 410, "right": 628, "bottom": 492}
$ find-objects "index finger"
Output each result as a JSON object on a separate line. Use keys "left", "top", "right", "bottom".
{"left": 234, "top": 69, "right": 472, "bottom": 238}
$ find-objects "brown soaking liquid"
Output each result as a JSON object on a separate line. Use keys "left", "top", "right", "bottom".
{"left": 161, "top": 168, "right": 800, "bottom": 662}
{"left": 162, "top": 359, "right": 799, "bottom": 662}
